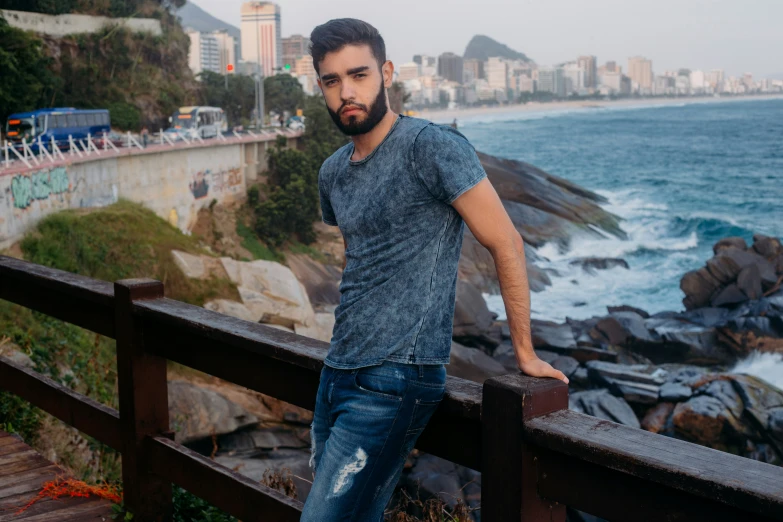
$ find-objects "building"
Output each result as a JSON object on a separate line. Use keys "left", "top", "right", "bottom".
{"left": 628, "top": 56, "right": 653, "bottom": 92}
{"left": 438, "top": 52, "right": 463, "bottom": 83}
{"left": 463, "top": 58, "right": 484, "bottom": 82}
{"left": 563, "top": 62, "right": 586, "bottom": 94}
{"left": 577, "top": 55, "right": 597, "bottom": 89}
{"left": 486, "top": 57, "right": 508, "bottom": 92}
{"left": 281, "top": 34, "right": 310, "bottom": 71}
{"left": 690, "top": 70, "right": 706, "bottom": 94}
{"left": 707, "top": 69, "right": 725, "bottom": 91}
{"left": 537, "top": 66, "right": 566, "bottom": 97}
{"left": 187, "top": 29, "right": 235, "bottom": 76}
{"left": 397, "top": 62, "right": 421, "bottom": 82}
{"left": 294, "top": 54, "right": 317, "bottom": 94}
{"left": 240, "top": 2, "right": 281, "bottom": 77}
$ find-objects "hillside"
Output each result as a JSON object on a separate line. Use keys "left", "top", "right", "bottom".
{"left": 463, "top": 34, "right": 533, "bottom": 63}
{"left": 176, "top": 1, "right": 241, "bottom": 59}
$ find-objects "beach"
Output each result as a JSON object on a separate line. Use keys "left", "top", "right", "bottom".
{"left": 419, "top": 93, "right": 783, "bottom": 123}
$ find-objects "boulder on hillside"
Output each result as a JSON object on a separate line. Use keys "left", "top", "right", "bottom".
{"left": 713, "top": 237, "right": 747, "bottom": 255}
{"left": 294, "top": 312, "right": 335, "bottom": 343}
{"left": 285, "top": 253, "right": 342, "bottom": 308}
{"left": 168, "top": 380, "right": 259, "bottom": 444}
{"left": 204, "top": 299, "right": 257, "bottom": 322}
{"left": 172, "top": 250, "right": 228, "bottom": 280}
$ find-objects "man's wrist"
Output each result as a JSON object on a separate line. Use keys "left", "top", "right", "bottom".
{"left": 513, "top": 342, "right": 538, "bottom": 363}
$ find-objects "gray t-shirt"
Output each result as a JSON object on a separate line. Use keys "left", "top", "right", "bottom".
{"left": 318, "top": 115, "right": 487, "bottom": 369}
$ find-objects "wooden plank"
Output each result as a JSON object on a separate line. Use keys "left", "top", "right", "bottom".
{"left": 0, "top": 466, "right": 60, "bottom": 491}
{"left": 0, "top": 450, "right": 40, "bottom": 467}
{"left": 31, "top": 501, "right": 113, "bottom": 521}
{"left": 0, "top": 455, "right": 53, "bottom": 477}
{"left": 0, "top": 358, "right": 121, "bottom": 451}
{"left": 0, "top": 443, "right": 28, "bottom": 458}
{"left": 0, "top": 467, "right": 61, "bottom": 500}
{"left": 0, "top": 256, "right": 115, "bottom": 338}
{"left": 481, "top": 374, "right": 567, "bottom": 522}
{"left": 0, "top": 495, "right": 95, "bottom": 521}
{"left": 115, "top": 280, "right": 171, "bottom": 521}
{"left": 146, "top": 435, "right": 302, "bottom": 521}
{"left": 0, "top": 437, "right": 22, "bottom": 449}
{"left": 536, "top": 448, "right": 780, "bottom": 522}
{"left": 525, "top": 409, "right": 783, "bottom": 519}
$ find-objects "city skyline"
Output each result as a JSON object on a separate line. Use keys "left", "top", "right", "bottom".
{"left": 188, "top": 0, "right": 782, "bottom": 79}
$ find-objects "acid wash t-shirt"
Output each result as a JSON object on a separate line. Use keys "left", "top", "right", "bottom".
{"left": 318, "top": 115, "right": 487, "bottom": 370}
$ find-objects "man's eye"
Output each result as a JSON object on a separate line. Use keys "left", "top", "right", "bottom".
{"left": 355, "top": 74, "right": 366, "bottom": 78}
{"left": 325, "top": 80, "right": 337, "bottom": 86}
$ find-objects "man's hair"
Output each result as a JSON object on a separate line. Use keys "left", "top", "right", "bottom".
{"left": 309, "top": 18, "right": 386, "bottom": 76}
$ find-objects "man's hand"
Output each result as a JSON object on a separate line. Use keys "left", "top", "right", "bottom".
{"left": 517, "top": 354, "right": 569, "bottom": 384}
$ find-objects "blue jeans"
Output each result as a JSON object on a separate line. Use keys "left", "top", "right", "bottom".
{"left": 300, "top": 360, "right": 447, "bottom": 521}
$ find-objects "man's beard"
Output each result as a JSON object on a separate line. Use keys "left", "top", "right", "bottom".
{"left": 327, "top": 81, "right": 389, "bottom": 136}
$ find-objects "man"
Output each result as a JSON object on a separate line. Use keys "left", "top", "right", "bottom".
{"left": 301, "top": 18, "right": 567, "bottom": 521}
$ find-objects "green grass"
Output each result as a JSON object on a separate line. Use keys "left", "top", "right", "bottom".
{"left": 286, "top": 240, "right": 328, "bottom": 264}
{"left": 236, "top": 219, "right": 284, "bottom": 262}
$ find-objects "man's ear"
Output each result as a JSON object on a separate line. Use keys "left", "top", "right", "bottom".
{"left": 382, "top": 60, "right": 395, "bottom": 88}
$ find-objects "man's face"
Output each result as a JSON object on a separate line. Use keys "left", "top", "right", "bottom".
{"left": 317, "top": 44, "right": 393, "bottom": 136}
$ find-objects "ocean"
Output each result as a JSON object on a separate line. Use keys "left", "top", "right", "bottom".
{"left": 459, "top": 97, "right": 783, "bottom": 384}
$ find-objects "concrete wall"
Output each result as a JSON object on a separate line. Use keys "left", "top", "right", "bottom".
{"left": 0, "top": 136, "right": 298, "bottom": 249}
{"left": 1, "top": 9, "right": 162, "bottom": 37}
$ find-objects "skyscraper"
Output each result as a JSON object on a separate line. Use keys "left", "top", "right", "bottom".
{"left": 577, "top": 55, "right": 597, "bottom": 89}
{"left": 463, "top": 59, "right": 484, "bottom": 82}
{"left": 186, "top": 29, "right": 235, "bottom": 76}
{"left": 437, "top": 52, "right": 463, "bottom": 83}
{"left": 537, "top": 67, "right": 566, "bottom": 97}
{"left": 628, "top": 56, "right": 653, "bottom": 91}
{"left": 486, "top": 57, "right": 508, "bottom": 92}
{"left": 241, "top": 2, "right": 281, "bottom": 77}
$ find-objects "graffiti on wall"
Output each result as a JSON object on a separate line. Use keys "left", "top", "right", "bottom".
{"left": 189, "top": 167, "right": 242, "bottom": 200}
{"left": 11, "top": 167, "right": 70, "bottom": 209}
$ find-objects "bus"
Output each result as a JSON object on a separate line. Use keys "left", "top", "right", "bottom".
{"left": 166, "top": 106, "right": 226, "bottom": 140}
{"left": 4, "top": 108, "right": 111, "bottom": 153}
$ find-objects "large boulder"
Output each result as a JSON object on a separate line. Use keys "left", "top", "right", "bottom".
{"left": 285, "top": 253, "right": 342, "bottom": 308}
{"left": 446, "top": 342, "right": 509, "bottom": 383}
{"left": 569, "top": 389, "right": 640, "bottom": 428}
{"left": 203, "top": 299, "right": 257, "bottom": 322}
{"left": 453, "top": 279, "right": 501, "bottom": 349}
{"left": 168, "top": 381, "right": 259, "bottom": 444}
{"left": 585, "top": 360, "right": 667, "bottom": 404}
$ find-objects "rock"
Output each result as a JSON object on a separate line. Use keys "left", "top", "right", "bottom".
{"left": 671, "top": 396, "right": 728, "bottom": 444}
{"left": 641, "top": 402, "right": 675, "bottom": 434}
{"left": 204, "top": 299, "right": 257, "bottom": 322}
{"left": 768, "top": 408, "right": 783, "bottom": 441}
{"left": 238, "top": 287, "right": 314, "bottom": 328}
{"left": 569, "top": 389, "right": 640, "bottom": 428}
{"left": 168, "top": 381, "right": 259, "bottom": 444}
{"left": 571, "top": 367, "right": 590, "bottom": 387}
{"left": 447, "top": 342, "right": 509, "bottom": 383}
{"left": 730, "top": 374, "right": 783, "bottom": 432}
{"left": 737, "top": 264, "right": 763, "bottom": 300}
{"left": 680, "top": 268, "right": 722, "bottom": 310}
{"left": 171, "top": 250, "right": 227, "bottom": 280}
{"left": 214, "top": 448, "right": 313, "bottom": 500}
{"left": 641, "top": 318, "right": 732, "bottom": 365}
{"left": 713, "top": 237, "right": 747, "bottom": 255}
{"left": 0, "top": 343, "right": 34, "bottom": 369}
{"left": 405, "top": 453, "right": 477, "bottom": 512}
{"left": 706, "top": 249, "right": 776, "bottom": 287}
{"left": 222, "top": 258, "right": 312, "bottom": 307}
{"left": 294, "top": 312, "right": 335, "bottom": 342}
{"left": 711, "top": 283, "right": 749, "bottom": 307}
{"left": 285, "top": 253, "right": 342, "bottom": 307}
{"left": 551, "top": 356, "right": 579, "bottom": 378}
{"left": 569, "top": 257, "right": 629, "bottom": 274}
{"left": 607, "top": 305, "right": 650, "bottom": 318}
{"left": 216, "top": 425, "right": 309, "bottom": 454}
{"left": 453, "top": 279, "right": 501, "bottom": 349}
{"left": 699, "top": 379, "right": 750, "bottom": 438}
{"left": 752, "top": 234, "right": 782, "bottom": 260}
{"left": 585, "top": 361, "right": 666, "bottom": 404}
{"left": 531, "top": 320, "right": 577, "bottom": 350}
{"left": 659, "top": 382, "right": 692, "bottom": 402}
{"left": 679, "top": 307, "right": 729, "bottom": 328}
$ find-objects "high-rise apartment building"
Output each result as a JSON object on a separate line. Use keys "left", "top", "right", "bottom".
{"left": 563, "top": 62, "right": 586, "bottom": 93}
{"left": 294, "top": 54, "right": 317, "bottom": 94}
{"left": 437, "top": 52, "right": 463, "bottom": 83}
{"left": 397, "top": 62, "right": 421, "bottom": 82}
{"left": 187, "top": 29, "right": 235, "bottom": 76}
{"left": 282, "top": 34, "right": 310, "bottom": 70}
{"left": 463, "top": 58, "right": 485, "bottom": 82}
{"left": 537, "top": 66, "right": 566, "bottom": 97}
{"left": 486, "top": 57, "right": 508, "bottom": 92}
{"left": 241, "top": 2, "right": 281, "bottom": 77}
{"left": 577, "top": 55, "right": 597, "bottom": 89}
{"left": 628, "top": 56, "right": 653, "bottom": 91}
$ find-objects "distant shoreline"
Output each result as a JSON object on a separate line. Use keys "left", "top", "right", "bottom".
{"left": 418, "top": 94, "right": 783, "bottom": 124}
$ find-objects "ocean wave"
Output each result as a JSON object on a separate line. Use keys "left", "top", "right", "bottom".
{"left": 731, "top": 352, "right": 783, "bottom": 390}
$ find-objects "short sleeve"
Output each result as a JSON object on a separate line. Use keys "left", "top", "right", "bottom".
{"left": 318, "top": 168, "right": 338, "bottom": 226}
{"left": 412, "top": 124, "right": 487, "bottom": 204}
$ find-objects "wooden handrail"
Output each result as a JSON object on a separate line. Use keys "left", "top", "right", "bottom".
{"left": 0, "top": 255, "right": 782, "bottom": 521}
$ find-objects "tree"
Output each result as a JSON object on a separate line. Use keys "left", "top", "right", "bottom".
{"left": 387, "top": 82, "right": 410, "bottom": 114}
{"left": 298, "top": 94, "right": 347, "bottom": 167}
{"left": 198, "top": 71, "right": 255, "bottom": 127}
{"left": 0, "top": 16, "right": 58, "bottom": 124}
{"left": 263, "top": 74, "right": 305, "bottom": 116}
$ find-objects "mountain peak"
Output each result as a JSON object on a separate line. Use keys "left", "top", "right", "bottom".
{"left": 463, "top": 35, "right": 532, "bottom": 63}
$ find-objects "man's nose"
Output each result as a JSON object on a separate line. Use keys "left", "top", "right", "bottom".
{"left": 340, "top": 81, "right": 357, "bottom": 102}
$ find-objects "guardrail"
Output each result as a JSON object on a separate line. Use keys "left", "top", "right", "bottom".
{"left": 0, "top": 127, "right": 302, "bottom": 173}
{"left": 0, "top": 255, "right": 781, "bottom": 521}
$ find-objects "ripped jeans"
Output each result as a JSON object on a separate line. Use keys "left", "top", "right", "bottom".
{"left": 300, "top": 360, "right": 447, "bottom": 522}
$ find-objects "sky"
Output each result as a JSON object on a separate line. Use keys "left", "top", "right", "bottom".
{"left": 190, "top": 0, "right": 783, "bottom": 79}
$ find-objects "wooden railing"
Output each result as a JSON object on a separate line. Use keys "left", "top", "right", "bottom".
{"left": 0, "top": 255, "right": 781, "bottom": 522}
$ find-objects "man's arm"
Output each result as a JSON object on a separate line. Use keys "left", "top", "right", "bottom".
{"left": 451, "top": 178, "right": 568, "bottom": 383}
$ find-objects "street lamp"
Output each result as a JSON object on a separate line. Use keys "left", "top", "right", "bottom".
{"left": 254, "top": 4, "right": 265, "bottom": 129}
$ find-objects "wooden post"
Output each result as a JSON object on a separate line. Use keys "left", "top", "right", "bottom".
{"left": 115, "top": 279, "right": 172, "bottom": 521}
{"left": 482, "top": 374, "right": 568, "bottom": 522}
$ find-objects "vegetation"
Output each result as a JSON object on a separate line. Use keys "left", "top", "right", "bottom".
{"left": 199, "top": 70, "right": 255, "bottom": 128}
{"left": 252, "top": 96, "right": 346, "bottom": 248}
